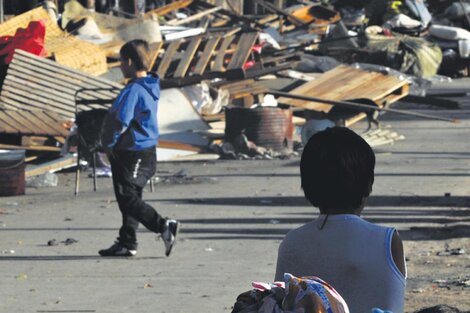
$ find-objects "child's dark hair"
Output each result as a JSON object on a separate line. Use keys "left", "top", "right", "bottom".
{"left": 300, "top": 127, "right": 375, "bottom": 213}
{"left": 120, "top": 39, "right": 151, "bottom": 71}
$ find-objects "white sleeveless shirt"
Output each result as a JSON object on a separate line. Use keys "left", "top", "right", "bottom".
{"left": 275, "top": 214, "right": 406, "bottom": 313}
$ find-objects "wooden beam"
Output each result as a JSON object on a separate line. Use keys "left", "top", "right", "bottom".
{"left": 159, "top": 140, "right": 202, "bottom": 152}
{"left": 253, "top": 0, "right": 305, "bottom": 27}
{"left": 174, "top": 37, "right": 202, "bottom": 78}
{"left": 227, "top": 32, "right": 258, "bottom": 70}
{"left": 144, "top": 0, "right": 193, "bottom": 18}
{"left": 166, "top": 6, "right": 223, "bottom": 26}
{"left": 26, "top": 155, "right": 77, "bottom": 177}
{"left": 156, "top": 40, "right": 182, "bottom": 78}
{"left": 0, "top": 143, "right": 61, "bottom": 152}
{"left": 211, "top": 35, "right": 235, "bottom": 72}
{"left": 148, "top": 41, "right": 163, "bottom": 72}
{"left": 193, "top": 36, "right": 221, "bottom": 75}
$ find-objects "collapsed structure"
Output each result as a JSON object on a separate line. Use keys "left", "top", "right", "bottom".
{"left": 0, "top": 0, "right": 463, "bottom": 195}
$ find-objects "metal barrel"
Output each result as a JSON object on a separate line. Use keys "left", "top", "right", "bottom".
{"left": 0, "top": 150, "right": 25, "bottom": 197}
{"left": 225, "top": 107, "right": 294, "bottom": 151}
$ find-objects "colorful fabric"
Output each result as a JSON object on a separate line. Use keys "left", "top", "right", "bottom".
{"left": 232, "top": 274, "right": 349, "bottom": 313}
{"left": 283, "top": 273, "right": 350, "bottom": 313}
{"left": 0, "top": 20, "right": 47, "bottom": 65}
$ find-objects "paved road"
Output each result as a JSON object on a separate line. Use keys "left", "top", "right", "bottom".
{"left": 1, "top": 79, "right": 469, "bottom": 313}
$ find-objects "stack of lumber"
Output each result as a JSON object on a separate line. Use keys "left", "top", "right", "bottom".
{"left": 0, "top": 50, "right": 122, "bottom": 120}
{"left": 0, "top": 7, "right": 107, "bottom": 75}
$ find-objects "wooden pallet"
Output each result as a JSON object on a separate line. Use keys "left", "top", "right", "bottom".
{"left": 0, "top": 109, "right": 69, "bottom": 137}
{"left": 277, "top": 65, "right": 409, "bottom": 112}
{"left": 0, "top": 50, "right": 122, "bottom": 120}
{"left": 152, "top": 32, "right": 259, "bottom": 87}
{"left": 0, "top": 7, "right": 107, "bottom": 75}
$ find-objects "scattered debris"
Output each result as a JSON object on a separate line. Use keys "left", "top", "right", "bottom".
{"left": 0, "top": 0, "right": 461, "bottom": 195}
{"left": 153, "top": 169, "right": 217, "bottom": 185}
{"left": 47, "top": 239, "right": 58, "bottom": 246}
{"left": 433, "top": 278, "right": 470, "bottom": 288}
{"left": 63, "top": 238, "right": 79, "bottom": 245}
{"left": 437, "top": 248, "right": 466, "bottom": 256}
{"left": 26, "top": 172, "right": 59, "bottom": 188}
{"left": 47, "top": 238, "right": 78, "bottom": 246}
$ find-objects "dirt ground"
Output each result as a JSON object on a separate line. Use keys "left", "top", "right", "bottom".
{"left": 0, "top": 79, "right": 469, "bottom": 313}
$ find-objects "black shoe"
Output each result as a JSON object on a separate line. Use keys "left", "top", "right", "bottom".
{"left": 99, "top": 242, "right": 137, "bottom": 257}
{"left": 162, "top": 219, "right": 179, "bottom": 257}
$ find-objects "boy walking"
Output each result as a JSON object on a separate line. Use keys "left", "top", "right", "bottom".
{"left": 275, "top": 127, "right": 407, "bottom": 313}
{"left": 99, "top": 39, "right": 179, "bottom": 257}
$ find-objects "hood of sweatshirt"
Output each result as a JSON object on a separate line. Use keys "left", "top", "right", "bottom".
{"left": 134, "top": 74, "right": 160, "bottom": 101}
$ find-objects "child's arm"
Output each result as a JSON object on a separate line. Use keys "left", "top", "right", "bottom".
{"left": 391, "top": 230, "right": 407, "bottom": 277}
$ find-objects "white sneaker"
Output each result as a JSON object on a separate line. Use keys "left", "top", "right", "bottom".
{"left": 162, "top": 219, "right": 179, "bottom": 257}
{"left": 99, "top": 242, "right": 136, "bottom": 257}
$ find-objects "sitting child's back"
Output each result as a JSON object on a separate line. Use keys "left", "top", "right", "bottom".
{"left": 275, "top": 127, "right": 406, "bottom": 313}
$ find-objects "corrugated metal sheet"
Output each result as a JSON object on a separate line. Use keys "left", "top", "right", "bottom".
{"left": 0, "top": 50, "right": 122, "bottom": 120}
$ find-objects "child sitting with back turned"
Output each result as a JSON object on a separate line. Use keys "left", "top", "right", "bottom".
{"left": 275, "top": 127, "right": 407, "bottom": 313}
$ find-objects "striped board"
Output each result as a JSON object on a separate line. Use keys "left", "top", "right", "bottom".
{"left": 152, "top": 32, "right": 259, "bottom": 86}
{"left": 277, "top": 65, "right": 409, "bottom": 112}
{"left": 0, "top": 109, "right": 69, "bottom": 137}
{"left": 0, "top": 50, "right": 123, "bottom": 120}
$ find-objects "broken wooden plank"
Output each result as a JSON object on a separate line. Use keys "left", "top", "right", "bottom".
{"left": 174, "top": 37, "right": 203, "bottom": 78}
{"left": 253, "top": 0, "right": 306, "bottom": 27}
{"left": 0, "top": 143, "right": 61, "bottom": 152}
{"left": 159, "top": 139, "right": 203, "bottom": 152}
{"left": 144, "top": 0, "right": 193, "bottom": 18}
{"left": 0, "top": 109, "right": 69, "bottom": 137}
{"left": 0, "top": 50, "right": 122, "bottom": 119}
{"left": 276, "top": 65, "right": 408, "bottom": 113}
{"left": 26, "top": 154, "right": 77, "bottom": 178}
{"left": 193, "top": 36, "right": 221, "bottom": 75}
{"left": 212, "top": 35, "right": 235, "bottom": 72}
{"left": 227, "top": 32, "right": 258, "bottom": 70}
{"left": 156, "top": 40, "right": 182, "bottom": 77}
{"left": 166, "top": 6, "right": 223, "bottom": 26}
{"left": 148, "top": 41, "right": 164, "bottom": 72}
{"left": 193, "top": 0, "right": 263, "bottom": 27}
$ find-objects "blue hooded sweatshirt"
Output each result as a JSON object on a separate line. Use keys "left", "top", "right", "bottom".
{"left": 101, "top": 74, "right": 160, "bottom": 151}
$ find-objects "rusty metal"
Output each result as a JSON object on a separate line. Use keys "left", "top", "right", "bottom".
{"left": 0, "top": 150, "right": 25, "bottom": 196}
{"left": 225, "top": 107, "right": 293, "bottom": 151}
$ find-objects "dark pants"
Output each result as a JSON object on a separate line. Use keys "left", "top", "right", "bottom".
{"left": 110, "top": 147, "right": 164, "bottom": 250}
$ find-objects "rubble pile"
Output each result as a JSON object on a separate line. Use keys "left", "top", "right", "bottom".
{"left": 0, "top": 0, "right": 461, "bottom": 195}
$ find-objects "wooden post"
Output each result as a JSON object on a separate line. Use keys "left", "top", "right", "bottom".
{"left": 274, "top": 0, "right": 284, "bottom": 9}
{"left": 0, "top": 0, "right": 4, "bottom": 24}
{"left": 87, "top": 0, "right": 95, "bottom": 10}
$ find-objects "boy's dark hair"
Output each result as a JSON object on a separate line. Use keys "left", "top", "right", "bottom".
{"left": 414, "top": 305, "right": 466, "bottom": 313}
{"left": 300, "top": 127, "right": 375, "bottom": 213}
{"left": 120, "top": 39, "right": 151, "bottom": 71}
